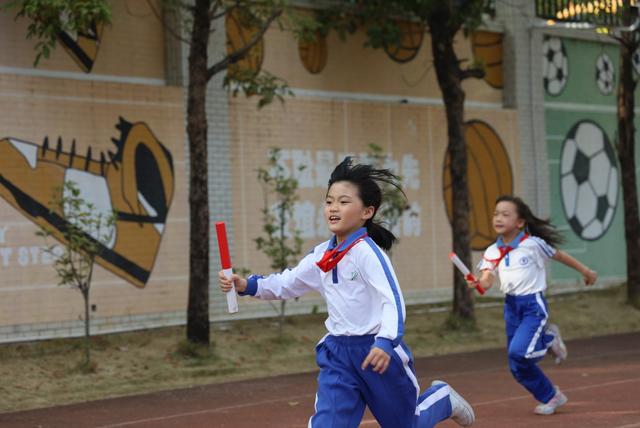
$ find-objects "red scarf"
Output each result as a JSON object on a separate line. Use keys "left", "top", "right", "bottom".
{"left": 316, "top": 234, "right": 367, "bottom": 272}
{"left": 484, "top": 232, "right": 529, "bottom": 269}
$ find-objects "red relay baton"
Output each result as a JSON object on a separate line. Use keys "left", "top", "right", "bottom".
{"left": 448, "top": 252, "right": 486, "bottom": 295}
{"left": 215, "top": 222, "right": 239, "bottom": 313}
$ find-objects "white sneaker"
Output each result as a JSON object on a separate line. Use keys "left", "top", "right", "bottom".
{"left": 534, "top": 386, "right": 568, "bottom": 415}
{"left": 431, "top": 380, "right": 475, "bottom": 426}
{"left": 547, "top": 323, "right": 568, "bottom": 364}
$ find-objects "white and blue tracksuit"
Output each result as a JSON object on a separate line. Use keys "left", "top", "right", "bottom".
{"left": 240, "top": 228, "right": 453, "bottom": 427}
{"left": 480, "top": 231, "right": 558, "bottom": 404}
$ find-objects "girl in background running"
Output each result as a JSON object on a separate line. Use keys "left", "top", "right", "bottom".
{"left": 472, "top": 195, "right": 597, "bottom": 415}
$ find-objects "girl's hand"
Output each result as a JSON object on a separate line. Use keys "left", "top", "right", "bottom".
{"left": 465, "top": 270, "right": 493, "bottom": 291}
{"left": 361, "top": 347, "right": 391, "bottom": 374}
{"left": 583, "top": 269, "right": 598, "bottom": 286}
{"left": 465, "top": 278, "right": 480, "bottom": 289}
{"left": 218, "top": 270, "right": 248, "bottom": 294}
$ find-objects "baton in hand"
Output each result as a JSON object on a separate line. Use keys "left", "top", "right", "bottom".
{"left": 448, "top": 252, "right": 486, "bottom": 295}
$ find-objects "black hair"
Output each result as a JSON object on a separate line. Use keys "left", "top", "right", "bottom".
{"left": 327, "top": 157, "right": 406, "bottom": 251}
{"left": 495, "top": 195, "right": 564, "bottom": 247}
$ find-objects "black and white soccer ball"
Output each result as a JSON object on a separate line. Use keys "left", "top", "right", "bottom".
{"left": 543, "top": 36, "right": 569, "bottom": 96}
{"left": 633, "top": 48, "right": 640, "bottom": 74}
{"left": 595, "top": 53, "right": 615, "bottom": 95}
{"left": 560, "top": 120, "right": 619, "bottom": 241}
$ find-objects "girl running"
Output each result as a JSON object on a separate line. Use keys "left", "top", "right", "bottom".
{"left": 471, "top": 195, "right": 598, "bottom": 415}
{"left": 219, "top": 157, "right": 474, "bottom": 427}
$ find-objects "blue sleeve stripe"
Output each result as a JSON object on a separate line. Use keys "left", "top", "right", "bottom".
{"left": 532, "top": 237, "right": 555, "bottom": 258}
{"left": 364, "top": 238, "right": 404, "bottom": 347}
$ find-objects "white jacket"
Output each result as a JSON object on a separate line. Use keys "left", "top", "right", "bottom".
{"left": 240, "top": 228, "right": 406, "bottom": 355}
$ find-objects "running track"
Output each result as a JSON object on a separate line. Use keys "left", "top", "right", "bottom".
{"left": 1, "top": 332, "right": 639, "bottom": 427}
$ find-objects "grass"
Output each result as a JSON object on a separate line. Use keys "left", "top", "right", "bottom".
{"left": 0, "top": 286, "right": 639, "bottom": 412}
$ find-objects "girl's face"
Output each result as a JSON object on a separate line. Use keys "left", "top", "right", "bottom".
{"left": 325, "top": 181, "right": 374, "bottom": 241}
{"left": 493, "top": 201, "right": 525, "bottom": 236}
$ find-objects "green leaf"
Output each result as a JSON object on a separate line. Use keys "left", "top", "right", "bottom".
{"left": 7, "top": 0, "right": 112, "bottom": 67}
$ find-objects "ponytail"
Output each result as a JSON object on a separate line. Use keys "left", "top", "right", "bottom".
{"left": 365, "top": 219, "right": 397, "bottom": 251}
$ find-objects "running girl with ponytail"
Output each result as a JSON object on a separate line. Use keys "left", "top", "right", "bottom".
{"left": 472, "top": 195, "right": 598, "bottom": 416}
{"left": 219, "top": 157, "right": 475, "bottom": 428}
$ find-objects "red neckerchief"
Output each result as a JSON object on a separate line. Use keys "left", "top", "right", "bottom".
{"left": 316, "top": 233, "right": 367, "bottom": 273}
{"left": 484, "top": 232, "right": 529, "bottom": 269}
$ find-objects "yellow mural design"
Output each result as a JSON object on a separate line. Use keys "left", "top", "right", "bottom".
{"left": 0, "top": 118, "right": 175, "bottom": 288}
{"left": 226, "top": 9, "right": 265, "bottom": 79}
{"left": 443, "top": 120, "right": 513, "bottom": 250}
{"left": 298, "top": 31, "right": 328, "bottom": 74}
{"left": 470, "top": 31, "right": 504, "bottom": 89}
{"left": 58, "top": 21, "right": 105, "bottom": 73}
{"left": 384, "top": 20, "right": 425, "bottom": 63}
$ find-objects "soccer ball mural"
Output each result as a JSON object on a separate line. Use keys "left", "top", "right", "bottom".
{"left": 595, "top": 53, "right": 615, "bottom": 95}
{"left": 560, "top": 120, "right": 619, "bottom": 241}
{"left": 633, "top": 48, "right": 640, "bottom": 74}
{"left": 543, "top": 36, "right": 569, "bottom": 96}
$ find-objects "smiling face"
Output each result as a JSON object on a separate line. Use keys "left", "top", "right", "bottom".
{"left": 324, "top": 181, "right": 374, "bottom": 243}
{"left": 493, "top": 200, "right": 525, "bottom": 240}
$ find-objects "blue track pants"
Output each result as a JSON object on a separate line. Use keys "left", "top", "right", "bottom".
{"left": 308, "top": 335, "right": 452, "bottom": 428}
{"left": 504, "top": 292, "right": 556, "bottom": 404}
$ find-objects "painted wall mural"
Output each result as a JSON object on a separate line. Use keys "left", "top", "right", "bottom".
{"left": 443, "top": 120, "right": 514, "bottom": 251}
{"left": 0, "top": 118, "right": 175, "bottom": 288}
{"left": 633, "top": 48, "right": 640, "bottom": 74}
{"left": 58, "top": 20, "right": 104, "bottom": 73}
{"left": 595, "top": 53, "right": 615, "bottom": 95}
{"left": 383, "top": 20, "right": 425, "bottom": 63}
{"left": 298, "top": 31, "right": 328, "bottom": 74}
{"left": 470, "top": 30, "right": 504, "bottom": 89}
{"left": 543, "top": 36, "right": 569, "bottom": 96}
{"left": 226, "top": 8, "right": 265, "bottom": 79}
{"left": 559, "top": 120, "right": 619, "bottom": 241}
{"left": 543, "top": 36, "right": 631, "bottom": 282}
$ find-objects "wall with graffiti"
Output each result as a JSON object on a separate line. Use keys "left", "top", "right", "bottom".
{"left": 0, "top": 1, "right": 187, "bottom": 338}
{"left": 543, "top": 36, "right": 639, "bottom": 283}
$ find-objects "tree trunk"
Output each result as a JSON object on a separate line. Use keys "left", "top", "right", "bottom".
{"left": 428, "top": 10, "right": 475, "bottom": 321}
{"left": 617, "top": 35, "right": 640, "bottom": 308}
{"left": 186, "top": 0, "right": 213, "bottom": 344}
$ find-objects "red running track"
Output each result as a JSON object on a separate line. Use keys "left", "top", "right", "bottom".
{"left": 1, "top": 332, "right": 639, "bottom": 427}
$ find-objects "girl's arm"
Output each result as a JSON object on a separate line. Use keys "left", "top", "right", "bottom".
{"left": 361, "top": 256, "right": 404, "bottom": 355}
{"left": 218, "top": 251, "right": 321, "bottom": 300}
{"left": 467, "top": 270, "right": 496, "bottom": 291}
{"left": 552, "top": 250, "right": 598, "bottom": 286}
{"left": 359, "top": 247, "right": 404, "bottom": 374}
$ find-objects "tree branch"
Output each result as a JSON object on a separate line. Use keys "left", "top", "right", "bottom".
{"left": 211, "top": 5, "right": 236, "bottom": 22}
{"left": 147, "top": 0, "right": 191, "bottom": 45}
{"left": 209, "top": 3, "right": 237, "bottom": 35}
{"left": 210, "top": 0, "right": 234, "bottom": 21}
{"left": 207, "top": 7, "right": 282, "bottom": 81}
{"left": 459, "top": 67, "right": 484, "bottom": 80}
